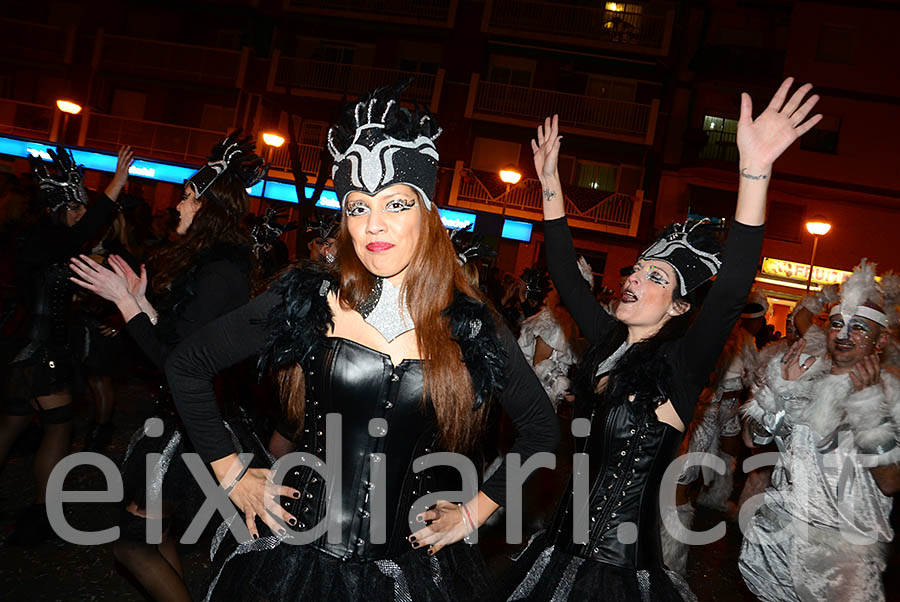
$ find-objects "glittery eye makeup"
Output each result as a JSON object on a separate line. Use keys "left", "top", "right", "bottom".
{"left": 632, "top": 263, "right": 670, "bottom": 287}
{"left": 385, "top": 197, "right": 416, "bottom": 212}
{"left": 345, "top": 200, "right": 370, "bottom": 216}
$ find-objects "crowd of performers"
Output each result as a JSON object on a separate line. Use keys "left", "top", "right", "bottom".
{"left": 1, "top": 76, "right": 898, "bottom": 602}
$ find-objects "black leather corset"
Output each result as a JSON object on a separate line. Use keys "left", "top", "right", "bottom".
{"left": 276, "top": 337, "right": 468, "bottom": 561}
{"left": 28, "top": 262, "right": 76, "bottom": 347}
{"left": 552, "top": 398, "right": 683, "bottom": 569}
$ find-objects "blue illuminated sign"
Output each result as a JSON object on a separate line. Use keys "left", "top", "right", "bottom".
{"left": 438, "top": 208, "right": 476, "bottom": 232}
{"left": 501, "top": 219, "right": 533, "bottom": 242}
{"left": 0, "top": 134, "right": 338, "bottom": 205}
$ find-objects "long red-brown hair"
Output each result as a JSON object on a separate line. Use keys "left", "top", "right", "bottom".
{"left": 278, "top": 195, "right": 490, "bottom": 453}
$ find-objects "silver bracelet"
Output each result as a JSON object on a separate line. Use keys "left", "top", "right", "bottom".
{"left": 223, "top": 462, "right": 251, "bottom": 495}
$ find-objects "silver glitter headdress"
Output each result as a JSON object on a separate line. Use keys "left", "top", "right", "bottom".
{"left": 186, "top": 130, "right": 267, "bottom": 207}
{"left": 28, "top": 146, "right": 88, "bottom": 211}
{"left": 328, "top": 79, "right": 441, "bottom": 210}
{"left": 639, "top": 219, "right": 722, "bottom": 296}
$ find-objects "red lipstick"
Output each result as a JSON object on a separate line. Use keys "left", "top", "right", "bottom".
{"left": 366, "top": 242, "right": 395, "bottom": 252}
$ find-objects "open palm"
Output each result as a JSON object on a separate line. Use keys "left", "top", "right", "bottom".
{"left": 531, "top": 114, "right": 563, "bottom": 181}
{"left": 737, "top": 77, "right": 822, "bottom": 168}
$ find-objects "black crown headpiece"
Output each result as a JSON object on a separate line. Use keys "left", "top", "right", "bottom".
{"left": 450, "top": 229, "right": 497, "bottom": 266}
{"left": 29, "top": 146, "right": 88, "bottom": 212}
{"left": 639, "top": 219, "right": 722, "bottom": 296}
{"left": 186, "top": 130, "right": 267, "bottom": 208}
{"left": 328, "top": 78, "right": 441, "bottom": 210}
{"left": 305, "top": 210, "right": 341, "bottom": 241}
{"left": 250, "top": 207, "right": 299, "bottom": 256}
{"left": 521, "top": 267, "right": 550, "bottom": 303}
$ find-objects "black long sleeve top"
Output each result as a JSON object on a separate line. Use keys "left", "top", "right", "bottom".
{"left": 125, "top": 248, "right": 250, "bottom": 370}
{"left": 164, "top": 286, "right": 560, "bottom": 507}
{"left": 19, "top": 193, "right": 119, "bottom": 273}
{"left": 544, "top": 216, "right": 764, "bottom": 427}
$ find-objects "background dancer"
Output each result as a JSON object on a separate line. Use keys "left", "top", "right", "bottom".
{"left": 502, "top": 77, "right": 822, "bottom": 601}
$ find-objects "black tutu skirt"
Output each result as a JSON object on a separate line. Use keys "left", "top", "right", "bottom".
{"left": 498, "top": 533, "right": 696, "bottom": 602}
{"left": 202, "top": 532, "right": 489, "bottom": 602}
{"left": 120, "top": 407, "right": 272, "bottom": 533}
{"left": 4, "top": 344, "right": 76, "bottom": 410}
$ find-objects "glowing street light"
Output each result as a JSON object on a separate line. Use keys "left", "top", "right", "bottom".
{"left": 804, "top": 215, "right": 832, "bottom": 291}
{"left": 499, "top": 168, "right": 522, "bottom": 185}
{"left": 805, "top": 219, "right": 831, "bottom": 236}
{"left": 56, "top": 100, "right": 82, "bottom": 114}
{"left": 262, "top": 132, "right": 285, "bottom": 148}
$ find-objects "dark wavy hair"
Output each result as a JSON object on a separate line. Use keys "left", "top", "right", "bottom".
{"left": 149, "top": 177, "right": 251, "bottom": 297}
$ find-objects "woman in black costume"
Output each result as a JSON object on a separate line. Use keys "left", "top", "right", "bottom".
{"left": 0, "top": 145, "right": 132, "bottom": 543}
{"left": 162, "top": 81, "right": 559, "bottom": 602}
{"left": 69, "top": 133, "right": 265, "bottom": 602}
{"left": 502, "top": 79, "right": 822, "bottom": 601}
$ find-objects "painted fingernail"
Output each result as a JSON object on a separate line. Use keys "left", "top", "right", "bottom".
{"left": 416, "top": 514, "right": 424, "bottom": 522}
{"left": 408, "top": 535, "right": 416, "bottom": 543}
{"left": 252, "top": 533, "right": 259, "bottom": 540}
{"left": 278, "top": 528, "right": 287, "bottom": 536}
{"left": 411, "top": 542, "right": 419, "bottom": 549}
{"left": 288, "top": 518, "right": 297, "bottom": 526}
{"left": 292, "top": 492, "right": 300, "bottom": 499}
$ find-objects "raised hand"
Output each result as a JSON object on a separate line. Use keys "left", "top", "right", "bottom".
{"left": 106, "top": 146, "right": 135, "bottom": 201}
{"left": 531, "top": 114, "right": 563, "bottom": 182}
{"left": 737, "top": 78, "right": 822, "bottom": 172}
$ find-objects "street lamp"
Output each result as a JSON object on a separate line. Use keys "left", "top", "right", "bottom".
{"left": 260, "top": 132, "right": 285, "bottom": 201}
{"left": 804, "top": 215, "right": 832, "bottom": 291}
{"left": 55, "top": 99, "right": 82, "bottom": 144}
{"left": 499, "top": 166, "right": 522, "bottom": 216}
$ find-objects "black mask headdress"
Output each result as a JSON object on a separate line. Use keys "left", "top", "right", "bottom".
{"left": 250, "top": 207, "right": 299, "bottom": 256}
{"left": 327, "top": 78, "right": 441, "bottom": 209}
{"left": 305, "top": 210, "right": 341, "bottom": 242}
{"left": 29, "top": 146, "right": 88, "bottom": 211}
{"left": 639, "top": 219, "right": 722, "bottom": 296}
{"left": 451, "top": 230, "right": 497, "bottom": 266}
{"left": 186, "top": 130, "right": 267, "bottom": 212}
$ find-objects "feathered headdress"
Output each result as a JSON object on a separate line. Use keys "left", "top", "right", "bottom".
{"left": 829, "top": 259, "right": 889, "bottom": 336}
{"left": 250, "top": 207, "right": 299, "bottom": 256}
{"left": 328, "top": 78, "right": 441, "bottom": 209}
{"left": 450, "top": 229, "right": 497, "bottom": 266}
{"left": 639, "top": 218, "right": 722, "bottom": 296}
{"left": 28, "top": 146, "right": 88, "bottom": 211}
{"left": 186, "top": 130, "right": 267, "bottom": 207}
{"left": 880, "top": 271, "right": 900, "bottom": 329}
{"left": 741, "top": 289, "right": 769, "bottom": 319}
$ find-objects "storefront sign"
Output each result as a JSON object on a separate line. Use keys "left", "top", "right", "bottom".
{"left": 760, "top": 257, "right": 852, "bottom": 286}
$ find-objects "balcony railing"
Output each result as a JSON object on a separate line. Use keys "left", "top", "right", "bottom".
{"left": 698, "top": 129, "right": 738, "bottom": 163}
{"left": 0, "top": 99, "right": 55, "bottom": 140}
{"left": 99, "top": 34, "right": 245, "bottom": 88}
{"left": 0, "top": 18, "right": 72, "bottom": 64}
{"left": 285, "top": 0, "right": 457, "bottom": 27}
{"left": 265, "top": 143, "right": 326, "bottom": 176}
{"left": 483, "top": 0, "right": 673, "bottom": 55}
{"left": 271, "top": 56, "right": 443, "bottom": 111}
{"left": 85, "top": 113, "right": 226, "bottom": 162}
{"left": 448, "top": 164, "right": 642, "bottom": 235}
{"left": 466, "top": 76, "right": 658, "bottom": 144}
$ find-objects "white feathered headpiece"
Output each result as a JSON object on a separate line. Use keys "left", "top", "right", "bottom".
{"left": 829, "top": 259, "right": 889, "bottom": 336}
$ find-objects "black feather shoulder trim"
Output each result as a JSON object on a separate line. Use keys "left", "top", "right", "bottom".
{"left": 443, "top": 292, "right": 507, "bottom": 410}
{"left": 257, "top": 262, "right": 337, "bottom": 374}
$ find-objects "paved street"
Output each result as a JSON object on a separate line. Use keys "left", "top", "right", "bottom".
{"left": 1, "top": 379, "right": 898, "bottom": 601}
